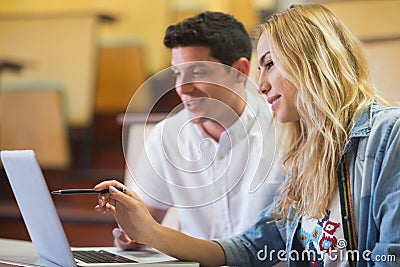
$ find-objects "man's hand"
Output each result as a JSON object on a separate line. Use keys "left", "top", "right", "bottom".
{"left": 112, "top": 227, "right": 143, "bottom": 250}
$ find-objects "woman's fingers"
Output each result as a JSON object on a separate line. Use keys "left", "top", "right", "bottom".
{"left": 94, "top": 180, "right": 123, "bottom": 191}
{"left": 95, "top": 184, "right": 157, "bottom": 246}
{"left": 105, "top": 202, "right": 115, "bottom": 213}
{"left": 94, "top": 180, "right": 133, "bottom": 214}
{"left": 94, "top": 180, "right": 141, "bottom": 201}
{"left": 95, "top": 194, "right": 116, "bottom": 214}
{"left": 108, "top": 185, "right": 139, "bottom": 205}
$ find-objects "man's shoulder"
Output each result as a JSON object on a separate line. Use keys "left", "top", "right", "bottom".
{"left": 151, "top": 109, "right": 188, "bottom": 130}
{"left": 149, "top": 109, "right": 198, "bottom": 143}
{"left": 246, "top": 91, "right": 271, "bottom": 112}
{"left": 244, "top": 91, "right": 273, "bottom": 128}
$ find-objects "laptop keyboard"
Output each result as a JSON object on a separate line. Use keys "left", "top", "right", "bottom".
{"left": 73, "top": 250, "right": 138, "bottom": 264}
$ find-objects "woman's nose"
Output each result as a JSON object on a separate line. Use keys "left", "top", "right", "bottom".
{"left": 258, "top": 75, "right": 271, "bottom": 96}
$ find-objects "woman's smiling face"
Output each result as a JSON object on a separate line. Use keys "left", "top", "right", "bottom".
{"left": 257, "top": 32, "right": 300, "bottom": 123}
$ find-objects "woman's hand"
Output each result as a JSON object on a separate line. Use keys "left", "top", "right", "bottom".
{"left": 94, "top": 180, "right": 159, "bottom": 246}
{"left": 94, "top": 180, "right": 226, "bottom": 266}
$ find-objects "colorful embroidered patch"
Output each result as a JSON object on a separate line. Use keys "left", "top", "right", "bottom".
{"left": 319, "top": 233, "right": 337, "bottom": 252}
{"left": 297, "top": 210, "right": 341, "bottom": 265}
{"left": 323, "top": 220, "right": 340, "bottom": 235}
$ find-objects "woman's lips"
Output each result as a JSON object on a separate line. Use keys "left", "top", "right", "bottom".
{"left": 267, "top": 95, "right": 281, "bottom": 111}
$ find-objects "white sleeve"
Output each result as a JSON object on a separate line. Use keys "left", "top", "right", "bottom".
{"left": 124, "top": 122, "right": 171, "bottom": 210}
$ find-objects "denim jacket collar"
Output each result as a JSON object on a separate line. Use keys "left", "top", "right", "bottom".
{"left": 348, "top": 101, "right": 376, "bottom": 139}
{"left": 343, "top": 101, "right": 376, "bottom": 153}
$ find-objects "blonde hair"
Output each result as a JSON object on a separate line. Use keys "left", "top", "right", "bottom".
{"left": 257, "top": 4, "right": 394, "bottom": 222}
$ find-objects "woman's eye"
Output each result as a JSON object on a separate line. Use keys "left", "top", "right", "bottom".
{"left": 265, "top": 60, "right": 274, "bottom": 70}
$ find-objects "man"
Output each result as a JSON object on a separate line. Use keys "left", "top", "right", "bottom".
{"left": 115, "top": 11, "right": 283, "bottom": 249}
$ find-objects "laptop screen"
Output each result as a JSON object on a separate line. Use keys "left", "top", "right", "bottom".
{"left": 1, "top": 150, "right": 77, "bottom": 267}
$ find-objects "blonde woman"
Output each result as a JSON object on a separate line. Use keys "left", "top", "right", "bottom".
{"left": 95, "top": 4, "right": 400, "bottom": 266}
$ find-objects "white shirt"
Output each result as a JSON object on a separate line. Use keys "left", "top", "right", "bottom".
{"left": 126, "top": 91, "right": 284, "bottom": 239}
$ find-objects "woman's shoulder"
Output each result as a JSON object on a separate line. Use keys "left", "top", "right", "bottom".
{"left": 367, "top": 105, "right": 400, "bottom": 148}
{"left": 371, "top": 105, "right": 400, "bottom": 129}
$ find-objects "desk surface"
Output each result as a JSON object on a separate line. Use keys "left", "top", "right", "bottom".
{"left": 0, "top": 238, "right": 58, "bottom": 267}
{"left": 0, "top": 238, "right": 199, "bottom": 267}
{"left": 0, "top": 238, "right": 37, "bottom": 256}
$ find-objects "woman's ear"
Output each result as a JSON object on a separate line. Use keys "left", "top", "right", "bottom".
{"left": 232, "top": 57, "right": 250, "bottom": 83}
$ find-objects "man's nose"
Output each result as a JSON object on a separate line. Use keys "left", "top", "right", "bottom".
{"left": 175, "top": 81, "right": 195, "bottom": 95}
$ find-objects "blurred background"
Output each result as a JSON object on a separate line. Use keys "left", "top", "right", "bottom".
{"left": 0, "top": 0, "right": 399, "bottom": 247}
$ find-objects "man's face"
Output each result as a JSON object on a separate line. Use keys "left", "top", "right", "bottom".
{"left": 171, "top": 46, "right": 241, "bottom": 124}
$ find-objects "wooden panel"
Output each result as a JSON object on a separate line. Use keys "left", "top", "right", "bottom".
{"left": 325, "top": 0, "right": 400, "bottom": 39}
{"left": 0, "top": 12, "right": 101, "bottom": 127}
{"left": 95, "top": 44, "right": 147, "bottom": 113}
{"left": 0, "top": 89, "right": 70, "bottom": 169}
{"left": 363, "top": 40, "right": 400, "bottom": 101}
{"left": 324, "top": 0, "right": 400, "bottom": 101}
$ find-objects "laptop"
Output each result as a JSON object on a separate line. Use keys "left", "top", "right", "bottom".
{"left": 1, "top": 150, "right": 198, "bottom": 267}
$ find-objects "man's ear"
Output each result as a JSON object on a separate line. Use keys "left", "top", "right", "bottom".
{"left": 232, "top": 57, "right": 250, "bottom": 83}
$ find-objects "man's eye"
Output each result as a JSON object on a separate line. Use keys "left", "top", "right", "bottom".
{"left": 192, "top": 68, "right": 208, "bottom": 77}
{"left": 172, "top": 71, "right": 180, "bottom": 77}
{"left": 192, "top": 71, "right": 202, "bottom": 76}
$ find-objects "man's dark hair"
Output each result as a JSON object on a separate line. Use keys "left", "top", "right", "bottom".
{"left": 163, "top": 11, "right": 252, "bottom": 66}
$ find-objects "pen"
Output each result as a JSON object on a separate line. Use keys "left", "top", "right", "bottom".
{"left": 51, "top": 188, "right": 126, "bottom": 195}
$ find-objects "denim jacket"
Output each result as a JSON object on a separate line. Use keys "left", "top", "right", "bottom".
{"left": 216, "top": 102, "right": 400, "bottom": 266}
